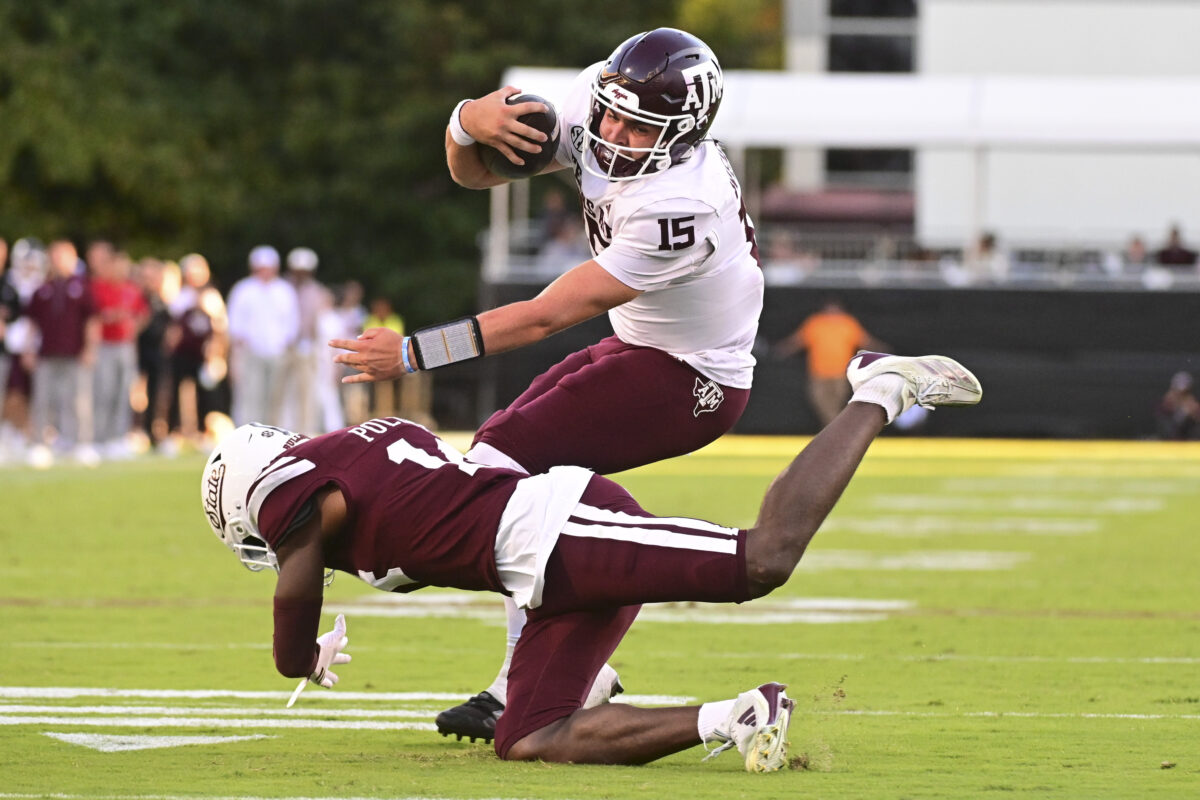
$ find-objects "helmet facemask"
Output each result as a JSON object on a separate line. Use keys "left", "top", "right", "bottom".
{"left": 224, "top": 517, "right": 278, "bottom": 574}
{"left": 585, "top": 86, "right": 677, "bottom": 181}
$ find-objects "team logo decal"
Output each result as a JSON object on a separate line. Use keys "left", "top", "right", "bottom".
{"left": 680, "top": 60, "right": 722, "bottom": 120}
{"left": 693, "top": 378, "right": 724, "bottom": 417}
{"left": 204, "top": 462, "right": 227, "bottom": 532}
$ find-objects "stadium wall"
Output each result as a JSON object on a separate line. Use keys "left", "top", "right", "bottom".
{"left": 431, "top": 284, "right": 1199, "bottom": 440}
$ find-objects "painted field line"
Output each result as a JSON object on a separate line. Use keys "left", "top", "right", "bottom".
{"left": 829, "top": 709, "right": 1200, "bottom": 722}
{"left": 652, "top": 652, "right": 1200, "bottom": 666}
{"left": 823, "top": 516, "right": 1099, "bottom": 536}
{"left": 0, "top": 715, "right": 437, "bottom": 730}
{"left": 941, "top": 477, "right": 1199, "bottom": 495}
{"left": 800, "top": 550, "right": 1029, "bottom": 571}
{"left": 0, "top": 687, "right": 694, "bottom": 704}
{"left": 0, "top": 688, "right": 463, "bottom": 701}
{"left": 16, "top": 707, "right": 1185, "bottom": 729}
{"left": 0, "top": 704, "right": 439, "bottom": 718}
{"left": 9, "top": 642, "right": 271, "bottom": 650}
{"left": 869, "top": 494, "right": 1164, "bottom": 513}
{"left": 326, "top": 604, "right": 897, "bottom": 625}
{"left": 43, "top": 732, "right": 272, "bottom": 753}
{"left": 328, "top": 594, "right": 913, "bottom": 625}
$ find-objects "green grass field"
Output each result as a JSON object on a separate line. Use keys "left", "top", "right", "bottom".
{"left": 1, "top": 435, "right": 1197, "bottom": 799}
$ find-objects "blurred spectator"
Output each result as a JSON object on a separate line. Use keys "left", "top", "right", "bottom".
{"left": 226, "top": 245, "right": 298, "bottom": 426}
{"left": 0, "top": 237, "right": 13, "bottom": 433}
{"left": 313, "top": 285, "right": 347, "bottom": 432}
{"left": 762, "top": 235, "right": 819, "bottom": 285}
{"left": 775, "top": 297, "right": 889, "bottom": 428}
{"left": 964, "top": 231, "right": 1011, "bottom": 283}
{"left": 1124, "top": 235, "right": 1148, "bottom": 272}
{"left": 363, "top": 296, "right": 405, "bottom": 418}
{"left": 2, "top": 238, "right": 48, "bottom": 454}
{"left": 1155, "top": 224, "right": 1198, "bottom": 270}
{"left": 536, "top": 186, "right": 572, "bottom": 243}
{"left": 1156, "top": 371, "right": 1200, "bottom": 441}
{"left": 333, "top": 280, "right": 368, "bottom": 424}
{"left": 166, "top": 253, "right": 229, "bottom": 447}
{"left": 90, "top": 246, "right": 148, "bottom": 458}
{"left": 22, "top": 239, "right": 100, "bottom": 467}
{"left": 280, "top": 246, "right": 326, "bottom": 434}
{"left": 134, "top": 257, "right": 173, "bottom": 449}
{"left": 535, "top": 219, "right": 588, "bottom": 275}
{"left": 0, "top": 236, "right": 15, "bottom": 462}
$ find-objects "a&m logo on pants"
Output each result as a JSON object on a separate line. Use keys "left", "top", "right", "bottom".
{"left": 693, "top": 378, "right": 724, "bottom": 417}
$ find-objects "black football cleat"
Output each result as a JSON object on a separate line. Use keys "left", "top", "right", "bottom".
{"left": 435, "top": 691, "right": 504, "bottom": 743}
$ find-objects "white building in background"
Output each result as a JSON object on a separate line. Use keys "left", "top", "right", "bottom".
{"left": 917, "top": 0, "right": 1200, "bottom": 248}
{"left": 491, "top": 1, "right": 1200, "bottom": 277}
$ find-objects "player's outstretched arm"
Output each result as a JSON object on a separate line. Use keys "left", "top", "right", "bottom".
{"left": 271, "top": 487, "right": 349, "bottom": 678}
{"left": 331, "top": 260, "right": 639, "bottom": 383}
{"left": 476, "top": 260, "right": 639, "bottom": 354}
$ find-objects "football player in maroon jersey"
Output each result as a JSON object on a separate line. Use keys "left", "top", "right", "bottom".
{"left": 201, "top": 353, "right": 980, "bottom": 771}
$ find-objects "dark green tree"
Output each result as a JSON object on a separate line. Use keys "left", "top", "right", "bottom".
{"left": 0, "top": 0, "right": 692, "bottom": 323}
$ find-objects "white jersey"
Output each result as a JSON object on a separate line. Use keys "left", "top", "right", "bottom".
{"left": 552, "top": 64, "right": 764, "bottom": 389}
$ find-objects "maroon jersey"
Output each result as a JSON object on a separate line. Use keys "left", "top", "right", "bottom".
{"left": 249, "top": 418, "right": 523, "bottom": 594}
{"left": 26, "top": 275, "right": 96, "bottom": 357}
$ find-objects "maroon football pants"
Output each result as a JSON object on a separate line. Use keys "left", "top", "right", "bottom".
{"left": 473, "top": 335, "right": 749, "bottom": 475}
{"left": 494, "top": 474, "right": 749, "bottom": 757}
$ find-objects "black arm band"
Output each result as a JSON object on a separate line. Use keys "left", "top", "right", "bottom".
{"left": 410, "top": 316, "right": 486, "bottom": 370}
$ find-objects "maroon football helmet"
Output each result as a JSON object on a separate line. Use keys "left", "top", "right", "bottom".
{"left": 585, "top": 28, "right": 724, "bottom": 181}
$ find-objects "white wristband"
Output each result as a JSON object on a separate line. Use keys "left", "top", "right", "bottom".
{"left": 449, "top": 99, "right": 476, "bottom": 146}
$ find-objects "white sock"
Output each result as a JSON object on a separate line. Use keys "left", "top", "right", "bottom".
{"left": 483, "top": 596, "right": 527, "bottom": 706}
{"left": 697, "top": 698, "right": 737, "bottom": 743}
{"left": 850, "top": 373, "right": 909, "bottom": 423}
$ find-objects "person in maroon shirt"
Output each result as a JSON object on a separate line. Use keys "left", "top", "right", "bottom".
{"left": 201, "top": 352, "right": 980, "bottom": 771}
{"left": 22, "top": 239, "right": 99, "bottom": 463}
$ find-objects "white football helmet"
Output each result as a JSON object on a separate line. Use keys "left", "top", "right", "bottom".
{"left": 201, "top": 423, "right": 308, "bottom": 573}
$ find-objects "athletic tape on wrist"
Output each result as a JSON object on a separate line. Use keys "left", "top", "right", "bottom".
{"left": 410, "top": 316, "right": 485, "bottom": 370}
{"left": 449, "top": 99, "right": 476, "bottom": 146}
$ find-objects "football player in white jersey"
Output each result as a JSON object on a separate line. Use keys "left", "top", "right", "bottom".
{"left": 330, "top": 28, "right": 765, "bottom": 743}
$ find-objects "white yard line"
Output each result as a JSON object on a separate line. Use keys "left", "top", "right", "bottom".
{"left": 0, "top": 715, "right": 437, "bottom": 730}
{"left": 822, "top": 516, "right": 1100, "bottom": 536}
{"left": 0, "top": 687, "right": 693, "bottom": 704}
{"left": 1, "top": 704, "right": 439, "bottom": 718}
{"left": 869, "top": 494, "right": 1164, "bottom": 513}
{"left": 833, "top": 709, "right": 1200, "bottom": 721}
{"left": 657, "top": 651, "right": 1200, "bottom": 665}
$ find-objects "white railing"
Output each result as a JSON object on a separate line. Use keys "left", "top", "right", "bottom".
{"left": 481, "top": 224, "right": 1200, "bottom": 292}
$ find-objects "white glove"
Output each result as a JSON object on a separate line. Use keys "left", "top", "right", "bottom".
{"left": 310, "top": 613, "right": 351, "bottom": 688}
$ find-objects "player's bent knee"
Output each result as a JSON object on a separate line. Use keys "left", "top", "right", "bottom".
{"left": 744, "top": 555, "right": 792, "bottom": 597}
{"left": 500, "top": 722, "right": 563, "bottom": 762}
{"left": 501, "top": 736, "right": 539, "bottom": 761}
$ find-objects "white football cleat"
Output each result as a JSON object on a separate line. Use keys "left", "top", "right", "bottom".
{"left": 704, "top": 682, "right": 794, "bottom": 773}
{"left": 847, "top": 351, "right": 982, "bottom": 417}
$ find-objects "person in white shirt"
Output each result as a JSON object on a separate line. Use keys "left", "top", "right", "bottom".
{"left": 331, "top": 28, "right": 764, "bottom": 742}
{"left": 226, "top": 245, "right": 299, "bottom": 427}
